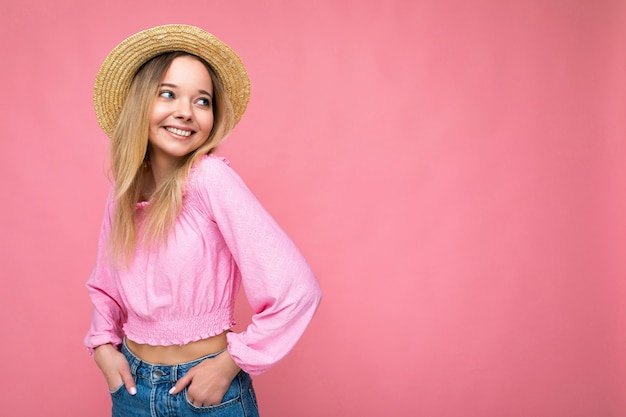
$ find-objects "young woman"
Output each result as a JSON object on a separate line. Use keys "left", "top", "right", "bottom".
{"left": 84, "top": 25, "right": 321, "bottom": 417}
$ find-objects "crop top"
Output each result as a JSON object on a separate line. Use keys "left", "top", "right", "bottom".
{"left": 84, "top": 154, "right": 322, "bottom": 375}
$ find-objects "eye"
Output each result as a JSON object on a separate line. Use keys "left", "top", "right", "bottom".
{"left": 197, "top": 97, "right": 211, "bottom": 107}
{"left": 159, "top": 90, "right": 175, "bottom": 99}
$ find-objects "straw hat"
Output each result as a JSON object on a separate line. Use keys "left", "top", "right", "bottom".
{"left": 93, "top": 24, "right": 250, "bottom": 137}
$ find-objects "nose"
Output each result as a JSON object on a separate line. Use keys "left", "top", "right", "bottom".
{"left": 174, "top": 100, "right": 192, "bottom": 120}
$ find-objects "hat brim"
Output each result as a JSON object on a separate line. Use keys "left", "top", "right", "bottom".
{"left": 93, "top": 24, "right": 250, "bottom": 138}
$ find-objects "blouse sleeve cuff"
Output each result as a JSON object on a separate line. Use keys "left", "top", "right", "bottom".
{"left": 226, "top": 332, "right": 272, "bottom": 376}
{"left": 84, "top": 334, "right": 123, "bottom": 356}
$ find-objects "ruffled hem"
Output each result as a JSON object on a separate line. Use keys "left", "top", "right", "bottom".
{"left": 124, "top": 324, "right": 236, "bottom": 347}
{"left": 122, "top": 310, "right": 236, "bottom": 347}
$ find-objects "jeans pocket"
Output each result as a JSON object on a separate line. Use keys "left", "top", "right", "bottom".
{"left": 248, "top": 387, "right": 258, "bottom": 410}
{"left": 183, "top": 377, "right": 242, "bottom": 413}
{"left": 109, "top": 382, "right": 126, "bottom": 396}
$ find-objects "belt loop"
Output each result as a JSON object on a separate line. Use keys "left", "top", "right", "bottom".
{"left": 171, "top": 364, "right": 178, "bottom": 383}
{"left": 130, "top": 354, "right": 141, "bottom": 375}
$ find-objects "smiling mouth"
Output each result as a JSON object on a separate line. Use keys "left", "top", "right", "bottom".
{"left": 165, "top": 127, "right": 193, "bottom": 137}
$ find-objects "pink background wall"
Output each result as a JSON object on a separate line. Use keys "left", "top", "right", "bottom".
{"left": 1, "top": 1, "right": 625, "bottom": 416}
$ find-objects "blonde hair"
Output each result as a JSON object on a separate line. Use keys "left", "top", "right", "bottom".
{"left": 109, "top": 52, "right": 235, "bottom": 264}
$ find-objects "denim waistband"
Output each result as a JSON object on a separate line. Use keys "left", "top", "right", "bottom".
{"left": 121, "top": 338, "right": 228, "bottom": 384}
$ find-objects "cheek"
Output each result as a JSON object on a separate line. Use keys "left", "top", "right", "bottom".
{"left": 199, "top": 112, "right": 215, "bottom": 132}
{"left": 148, "top": 114, "right": 161, "bottom": 133}
{"left": 149, "top": 103, "right": 167, "bottom": 123}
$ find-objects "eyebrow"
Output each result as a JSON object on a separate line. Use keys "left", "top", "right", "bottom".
{"left": 160, "top": 83, "right": 212, "bottom": 97}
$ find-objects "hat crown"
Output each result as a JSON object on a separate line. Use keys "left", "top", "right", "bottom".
{"left": 94, "top": 24, "right": 250, "bottom": 138}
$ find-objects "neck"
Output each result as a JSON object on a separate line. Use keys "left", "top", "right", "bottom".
{"left": 147, "top": 151, "right": 182, "bottom": 189}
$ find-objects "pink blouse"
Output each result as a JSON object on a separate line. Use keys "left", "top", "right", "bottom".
{"left": 84, "top": 154, "right": 321, "bottom": 375}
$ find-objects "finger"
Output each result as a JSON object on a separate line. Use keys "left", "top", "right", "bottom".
{"left": 169, "top": 372, "right": 193, "bottom": 395}
{"left": 119, "top": 367, "right": 137, "bottom": 395}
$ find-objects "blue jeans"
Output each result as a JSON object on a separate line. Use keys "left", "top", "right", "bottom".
{"left": 110, "top": 340, "right": 260, "bottom": 417}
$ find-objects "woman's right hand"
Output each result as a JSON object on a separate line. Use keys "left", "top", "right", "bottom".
{"left": 94, "top": 343, "right": 137, "bottom": 395}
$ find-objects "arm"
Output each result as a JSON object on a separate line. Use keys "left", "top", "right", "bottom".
{"left": 84, "top": 187, "right": 136, "bottom": 395}
{"left": 169, "top": 157, "right": 321, "bottom": 405}
{"left": 199, "top": 157, "right": 322, "bottom": 375}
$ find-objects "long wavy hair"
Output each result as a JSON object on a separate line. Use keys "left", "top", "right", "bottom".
{"left": 109, "top": 51, "right": 235, "bottom": 264}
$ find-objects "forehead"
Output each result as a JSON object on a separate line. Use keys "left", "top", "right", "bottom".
{"left": 162, "top": 55, "right": 213, "bottom": 90}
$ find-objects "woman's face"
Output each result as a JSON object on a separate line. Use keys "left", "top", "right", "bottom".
{"left": 147, "top": 55, "right": 214, "bottom": 169}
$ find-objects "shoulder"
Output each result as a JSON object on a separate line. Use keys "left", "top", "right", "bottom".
{"left": 193, "top": 153, "right": 233, "bottom": 177}
{"left": 187, "top": 153, "right": 246, "bottom": 197}
{"left": 188, "top": 153, "right": 234, "bottom": 185}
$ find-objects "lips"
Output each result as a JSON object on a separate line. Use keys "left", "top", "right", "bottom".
{"left": 165, "top": 126, "right": 193, "bottom": 137}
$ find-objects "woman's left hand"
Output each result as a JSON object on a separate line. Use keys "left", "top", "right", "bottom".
{"left": 168, "top": 349, "right": 241, "bottom": 407}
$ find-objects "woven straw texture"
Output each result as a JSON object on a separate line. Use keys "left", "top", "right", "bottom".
{"left": 93, "top": 24, "right": 250, "bottom": 137}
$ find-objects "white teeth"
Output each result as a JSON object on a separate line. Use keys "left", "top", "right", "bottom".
{"left": 166, "top": 127, "right": 192, "bottom": 137}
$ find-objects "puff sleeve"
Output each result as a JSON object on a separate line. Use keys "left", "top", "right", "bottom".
{"left": 84, "top": 187, "right": 127, "bottom": 354}
{"left": 194, "top": 156, "right": 322, "bottom": 375}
